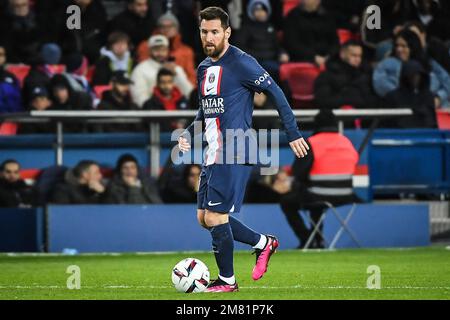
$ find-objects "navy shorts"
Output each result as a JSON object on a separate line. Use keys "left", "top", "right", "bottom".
{"left": 198, "top": 164, "right": 253, "bottom": 214}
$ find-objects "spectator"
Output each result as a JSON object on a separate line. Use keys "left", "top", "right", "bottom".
{"left": 241, "top": 0, "right": 284, "bottom": 31}
{"left": 61, "top": 0, "right": 107, "bottom": 64}
{"left": 136, "top": 12, "right": 196, "bottom": 87}
{"left": 0, "top": 159, "right": 35, "bottom": 207}
{"left": 108, "top": 0, "right": 155, "bottom": 48}
{"left": 97, "top": 71, "right": 140, "bottom": 132}
{"left": 50, "top": 160, "right": 106, "bottom": 204}
{"left": 130, "top": 35, "right": 193, "bottom": 107}
{"left": 246, "top": 168, "right": 292, "bottom": 203}
{"left": 314, "top": 40, "right": 380, "bottom": 109}
{"left": 40, "top": 43, "right": 62, "bottom": 65}
{"left": 283, "top": 0, "right": 339, "bottom": 67}
{"left": 18, "top": 86, "right": 55, "bottom": 134}
{"left": 49, "top": 74, "right": 92, "bottom": 111}
{"left": 159, "top": 164, "right": 201, "bottom": 203}
{"left": 410, "top": 0, "right": 450, "bottom": 43}
{"left": 404, "top": 21, "right": 450, "bottom": 74}
{"left": 321, "top": 0, "right": 366, "bottom": 32}
{"left": 143, "top": 68, "right": 189, "bottom": 131}
{"left": 361, "top": 0, "right": 415, "bottom": 60}
{"left": 280, "top": 110, "right": 359, "bottom": 249}
{"left": 0, "top": 0, "right": 44, "bottom": 63}
{"left": 63, "top": 52, "right": 93, "bottom": 95}
{"left": 104, "top": 154, "right": 162, "bottom": 204}
{"left": 383, "top": 59, "right": 437, "bottom": 128}
{"left": 0, "top": 45, "right": 22, "bottom": 113}
{"left": 22, "top": 56, "right": 55, "bottom": 106}
{"left": 373, "top": 29, "right": 450, "bottom": 108}
{"left": 236, "top": 0, "right": 288, "bottom": 81}
{"left": 93, "top": 32, "right": 135, "bottom": 86}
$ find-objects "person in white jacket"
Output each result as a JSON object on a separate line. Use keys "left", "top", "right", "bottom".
{"left": 130, "top": 35, "right": 193, "bottom": 107}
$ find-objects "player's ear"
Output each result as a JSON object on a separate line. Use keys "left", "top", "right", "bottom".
{"left": 225, "top": 27, "right": 231, "bottom": 40}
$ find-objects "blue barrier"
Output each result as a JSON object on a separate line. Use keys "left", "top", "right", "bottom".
{"left": 0, "top": 208, "right": 44, "bottom": 252}
{"left": 47, "top": 203, "right": 429, "bottom": 253}
{"left": 369, "top": 129, "right": 450, "bottom": 197}
{"left": 0, "top": 130, "right": 369, "bottom": 169}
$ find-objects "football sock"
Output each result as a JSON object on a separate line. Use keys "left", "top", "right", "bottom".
{"left": 253, "top": 234, "right": 268, "bottom": 250}
{"left": 210, "top": 222, "right": 234, "bottom": 279}
{"left": 229, "top": 216, "right": 262, "bottom": 247}
{"left": 218, "top": 274, "right": 236, "bottom": 285}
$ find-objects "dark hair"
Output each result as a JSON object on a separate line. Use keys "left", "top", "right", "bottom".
{"left": 341, "top": 40, "right": 363, "bottom": 50}
{"left": 157, "top": 68, "right": 175, "bottom": 82}
{"left": 403, "top": 20, "right": 426, "bottom": 34}
{"left": 107, "top": 31, "right": 130, "bottom": 49}
{"left": 0, "top": 159, "right": 19, "bottom": 171}
{"left": 73, "top": 160, "right": 98, "bottom": 179}
{"left": 393, "top": 29, "right": 430, "bottom": 72}
{"left": 199, "top": 6, "right": 230, "bottom": 30}
{"left": 115, "top": 153, "right": 139, "bottom": 173}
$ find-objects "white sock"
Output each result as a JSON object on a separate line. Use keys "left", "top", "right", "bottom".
{"left": 253, "top": 234, "right": 267, "bottom": 250}
{"left": 219, "top": 274, "right": 236, "bottom": 285}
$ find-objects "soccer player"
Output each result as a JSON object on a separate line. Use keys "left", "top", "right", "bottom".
{"left": 178, "top": 7, "right": 309, "bottom": 293}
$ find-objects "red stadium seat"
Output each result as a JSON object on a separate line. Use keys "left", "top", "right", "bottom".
{"left": 337, "top": 29, "right": 361, "bottom": 45}
{"left": 86, "top": 65, "right": 96, "bottom": 84}
{"left": 46, "top": 64, "right": 66, "bottom": 74}
{"left": 94, "top": 85, "right": 112, "bottom": 99}
{"left": 0, "top": 122, "right": 18, "bottom": 135}
{"left": 279, "top": 63, "right": 322, "bottom": 108}
{"left": 5, "top": 64, "right": 31, "bottom": 87}
{"left": 436, "top": 109, "right": 450, "bottom": 129}
{"left": 283, "top": 0, "right": 301, "bottom": 16}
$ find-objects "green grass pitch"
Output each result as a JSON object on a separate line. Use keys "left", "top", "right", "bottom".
{"left": 1, "top": 247, "right": 449, "bottom": 300}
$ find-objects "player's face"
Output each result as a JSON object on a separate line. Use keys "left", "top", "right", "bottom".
{"left": 200, "top": 19, "right": 230, "bottom": 59}
{"left": 2, "top": 163, "right": 20, "bottom": 184}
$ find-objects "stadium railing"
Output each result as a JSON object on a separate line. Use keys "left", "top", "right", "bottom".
{"left": 0, "top": 108, "right": 413, "bottom": 177}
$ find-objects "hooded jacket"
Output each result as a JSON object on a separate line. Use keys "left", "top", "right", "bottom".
{"left": 236, "top": 0, "right": 280, "bottom": 61}
{"left": 383, "top": 59, "right": 437, "bottom": 128}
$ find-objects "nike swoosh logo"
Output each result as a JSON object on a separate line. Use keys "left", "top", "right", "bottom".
{"left": 208, "top": 201, "right": 222, "bottom": 206}
{"left": 206, "top": 86, "right": 214, "bottom": 92}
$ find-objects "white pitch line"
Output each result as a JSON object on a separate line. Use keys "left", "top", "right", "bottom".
{"left": 1, "top": 285, "right": 449, "bottom": 290}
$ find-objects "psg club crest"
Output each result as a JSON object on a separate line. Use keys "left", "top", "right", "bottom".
{"left": 209, "top": 73, "right": 215, "bottom": 83}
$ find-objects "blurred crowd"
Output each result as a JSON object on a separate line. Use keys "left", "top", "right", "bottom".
{"left": 0, "top": 0, "right": 448, "bottom": 132}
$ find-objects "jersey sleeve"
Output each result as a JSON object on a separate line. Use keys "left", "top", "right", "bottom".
{"left": 238, "top": 53, "right": 274, "bottom": 93}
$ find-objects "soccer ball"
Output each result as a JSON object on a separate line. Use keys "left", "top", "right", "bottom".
{"left": 171, "top": 258, "right": 210, "bottom": 293}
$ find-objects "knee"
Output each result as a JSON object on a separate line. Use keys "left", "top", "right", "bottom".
{"left": 204, "top": 211, "right": 228, "bottom": 228}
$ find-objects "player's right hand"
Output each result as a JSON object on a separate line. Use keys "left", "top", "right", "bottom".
{"left": 289, "top": 137, "right": 309, "bottom": 158}
{"left": 178, "top": 136, "right": 191, "bottom": 153}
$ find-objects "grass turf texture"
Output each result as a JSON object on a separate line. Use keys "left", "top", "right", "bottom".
{"left": 0, "top": 247, "right": 449, "bottom": 300}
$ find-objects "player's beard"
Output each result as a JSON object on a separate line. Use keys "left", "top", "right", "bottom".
{"left": 203, "top": 37, "right": 226, "bottom": 59}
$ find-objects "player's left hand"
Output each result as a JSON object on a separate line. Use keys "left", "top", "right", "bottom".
{"left": 289, "top": 138, "right": 309, "bottom": 158}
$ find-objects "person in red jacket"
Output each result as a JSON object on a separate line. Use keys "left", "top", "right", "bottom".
{"left": 143, "top": 68, "right": 189, "bottom": 131}
{"left": 280, "top": 109, "right": 359, "bottom": 249}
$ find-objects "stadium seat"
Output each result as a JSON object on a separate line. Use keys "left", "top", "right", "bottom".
{"left": 279, "top": 63, "right": 322, "bottom": 108}
{"left": 86, "top": 65, "right": 96, "bottom": 84}
{"left": 283, "top": 0, "right": 301, "bottom": 16}
{"left": 46, "top": 64, "right": 66, "bottom": 74}
{"left": 94, "top": 85, "right": 112, "bottom": 99}
{"left": 5, "top": 64, "right": 31, "bottom": 87}
{"left": 437, "top": 109, "right": 450, "bottom": 129}
{"left": 337, "top": 29, "right": 361, "bottom": 45}
{"left": 0, "top": 122, "right": 18, "bottom": 135}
